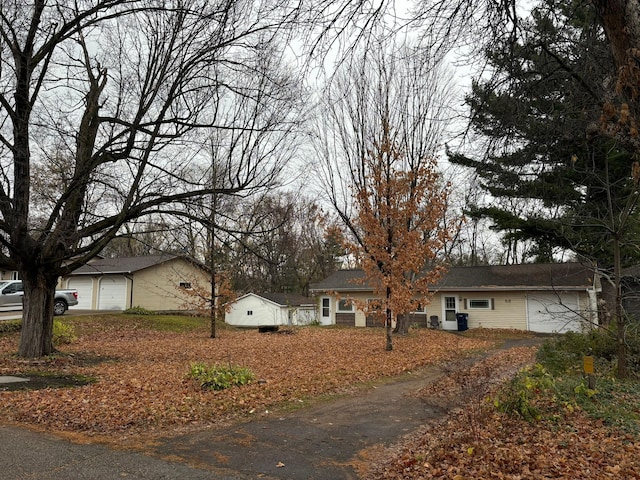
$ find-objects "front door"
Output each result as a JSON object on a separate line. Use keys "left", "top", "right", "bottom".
{"left": 442, "top": 295, "right": 458, "bottom": 331}
{"left": 320, "top": 297, "right": 331, "bottom": 325}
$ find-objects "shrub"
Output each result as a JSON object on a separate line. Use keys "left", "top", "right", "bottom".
{"left": 188, "top": 362, "right": 255, "bottom": 391}
{"left": 123, "top": 306, "right": 155, "bottom": 315}
{"left": 0, "top": 319, "right": 21, "bottom": 334}
{"left": 536, "top": 328, "right": 621, "bottom": 376}
{"left": 493, "top": 363, "right": 555, "bottom": 421}
{"left": 53, "top": 320, "right": 76, "bottom": 345}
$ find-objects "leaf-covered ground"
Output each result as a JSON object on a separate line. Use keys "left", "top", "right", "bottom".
{"left": 0, "top": 316, "right": 493, "bottom": 441}
{"left": 364, "top": 346, "right": 640, "bottom": 479}
{"left": 4, "top": 317, "right": 636, "bottom": 478}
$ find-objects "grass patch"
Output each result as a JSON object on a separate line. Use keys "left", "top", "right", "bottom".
{"left": 66, "top": 313, "right": 210, "bottom": 335}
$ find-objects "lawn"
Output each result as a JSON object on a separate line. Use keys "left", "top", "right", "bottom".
{"left": 3, "top": 316, "right": 638, "bottom": 478}
{"left": 0, "top": 314, "right": 495, "bottom": 441}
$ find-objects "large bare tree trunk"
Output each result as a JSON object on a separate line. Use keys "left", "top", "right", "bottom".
{"left": 18, "top": 273, "right": 58, "bottom": 358}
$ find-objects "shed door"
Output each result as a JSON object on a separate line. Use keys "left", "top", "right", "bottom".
{"left": 98, "top": 277, "right": 127, "bottom": 310}
{"left": 67, "top": 277, "right": 93, "bottom": 309}
{"left": 527, "top": 292, "right": 582, "bottom": 333}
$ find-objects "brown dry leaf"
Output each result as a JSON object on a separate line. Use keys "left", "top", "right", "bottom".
{"left": 364, "top": 347, "right": 640, "bottom": 480}
{"left": 0, "top": 320, "right": 493, "bottom": 440}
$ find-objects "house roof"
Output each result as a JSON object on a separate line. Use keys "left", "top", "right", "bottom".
{"left": 238, "top": 292, "right": 316, "bottom": 307}
{"left": 69, "top": 255, "right": 180, "bottom": 275}
{"left": 309, "top": 263, "right": 596, "bottom": 293}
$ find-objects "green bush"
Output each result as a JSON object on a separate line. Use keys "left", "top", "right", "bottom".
{"left": 123, "top": 306, "right": 155, "bottom": 315}
{"left": 0, "top": 319, "right": 21, "bottom": 334}
{"left": 53, "top": 320, "right": 76, "bottom": 345}
{"left": 536, "top": 328, "right": 621, "bottom": 376}
{"left": 493, "top": 363, "right": 555, "bottom": 421}
{"left": 188, "top": 362, "right": 255, "bottom": 391}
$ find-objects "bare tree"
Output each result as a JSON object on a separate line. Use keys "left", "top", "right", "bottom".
{"left": 313, "top": 35, "right": 456, "bottom": 228}
{"left": 0, "top": 0, "right": 378, "bottom": 357}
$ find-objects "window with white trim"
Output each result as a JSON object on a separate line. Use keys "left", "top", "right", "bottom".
{"left": 337, "top": 299, "right": 354, "bottom": 312}
{"left": 321, "top": 298, "right": 330, "bottom": 317}
{"left": 469, "top": 299, "right": 491, "bottom": 309}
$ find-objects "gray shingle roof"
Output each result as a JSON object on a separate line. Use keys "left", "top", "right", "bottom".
{"left": 309, "top": 263, "right": 595, "bottom": 292}
{"left": 255, "top": 292, "right": 315, "bottom": 307}
{"left": 69, "top": 255, "right": 178, "bottom": 275}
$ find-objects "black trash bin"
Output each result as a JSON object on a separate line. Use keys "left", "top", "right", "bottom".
{"left": 455, "top": 313, "right": 468, "bottom": 332}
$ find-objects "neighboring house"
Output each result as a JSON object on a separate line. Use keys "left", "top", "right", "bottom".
{"left": 309, "top": 263, "right": 600, "bottom": 334}
{"left": 225, "top": 292, "right": 318, "bottom": 327}
{"left": 0, "top": 271, "right": 20, "bottom": 281}
{"left": 61, "top": 255, "right": 210, "bottom": 311}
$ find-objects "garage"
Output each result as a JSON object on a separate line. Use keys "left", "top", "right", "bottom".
{"left": 527, "top": 292, "right": 583, "bottom": 333}
{"left": 98, "top": 276, "right": 127, "bottom": 310}
{"left": 67, "top": 277, "right": 94, "bottom": 309}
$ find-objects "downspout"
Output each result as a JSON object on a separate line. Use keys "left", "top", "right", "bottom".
{"left": 125, "top": 274, "right": 133, "bottom": 310}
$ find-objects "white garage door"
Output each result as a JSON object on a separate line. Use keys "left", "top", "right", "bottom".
{"left": 527, "top": 292, "right": 582, "bottom": 334}
{"left": 98, "top": 276, "right": 127, "bottom": 310}
{"left": 67, "top": 277, "right": 94, "bottom": 309}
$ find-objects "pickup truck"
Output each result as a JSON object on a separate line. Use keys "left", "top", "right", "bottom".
{"left": 0, "top": 280, "right": 79, "bottom": 316}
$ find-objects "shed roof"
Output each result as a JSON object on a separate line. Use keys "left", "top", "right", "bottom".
{"left": 309, "top": 262, "right": 596, "bottom": 293}
{"left": 248, "top": 292, "right": 315, "bottom": 307}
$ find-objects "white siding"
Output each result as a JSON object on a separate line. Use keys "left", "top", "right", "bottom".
{"left": 225, "top": 295, "right": 285, "bottom": 326}
{"left": 457, "top": 292, "right": 528, "bottom": 330}
{"left": 295, "top": 307, "right": 318, "bottom": 325}
{"left": 226, "top": 294, "right": 319, "bottom": 327}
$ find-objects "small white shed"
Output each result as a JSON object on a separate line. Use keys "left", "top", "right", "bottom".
{"left": 225, "top": 293, "right": 318, "bottom": 327}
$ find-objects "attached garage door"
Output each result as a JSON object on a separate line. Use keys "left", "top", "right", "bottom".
{"left": 67, "top": 277, "right": 93, "bottom": 309}
{"left": 527, "top": 292, "right": 582, "bottom": 333}
{"left": 98, "top": 277, "right": 127, "bottom": 310}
